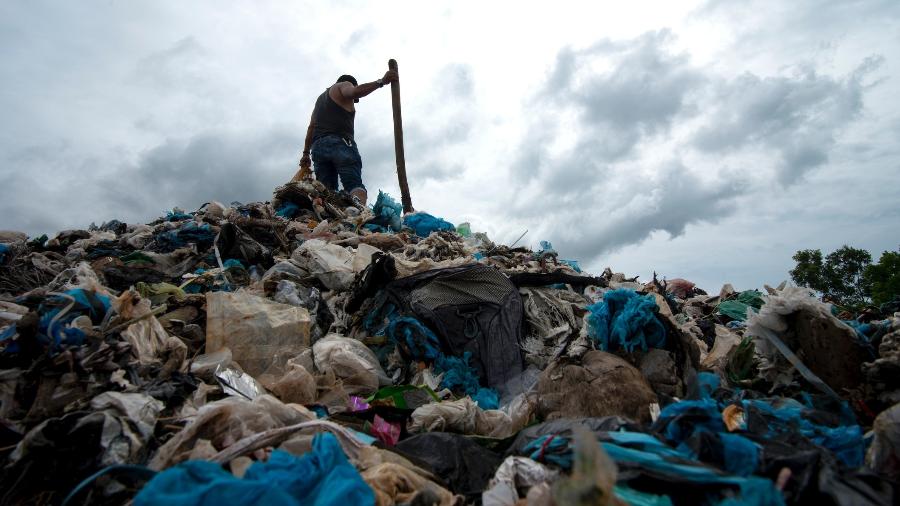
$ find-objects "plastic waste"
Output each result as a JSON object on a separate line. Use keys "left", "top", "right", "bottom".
{"left": 313, "top": 334, "right": 391, "bottom": 396}
{"left": 291, "top": 239, "right": 374, "bottom": 291}
{"left": 392, "top": 432, "right": 503, "bottom": 500}
{"left": 409, "top": 394, "right": 535, "bottom": 439}
{"left": 215, "top": 365, "right": 264, "bottom": 400}
{"left": 717, "top": 290, "right": 764, "bottom": 321}
{"left": 366, "top": 190, "right": 403, "bottom": 232}
{"left": 149, "top": 395, "right": 316, "bottom": 470}
{"left": 482, "top": 456, "right": 558, "bottom": 506}
{"left": 137, "top": 433, "right": 374, "bottom": 506}
{"left": 205, "top": 291, "right": 310, "bottom": 377}
{"left": 537, "top": 351, "right": 657, "bottom": 423}
{"left": 403, "top": 212, "right": 455, "bottom": 237}
{"left": 362, "top": 462, "right": 458, "bottom": 506}
{"left": 586, "top": 288, "right": 666, "bottom": 352}
{"left": 867, "top": 402, "right": 900, "bottom": 480}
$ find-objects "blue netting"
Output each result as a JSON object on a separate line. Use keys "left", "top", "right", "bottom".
{"left": 719, "top": 433, "right": 759, "bottom": 476}
{"left": 742, "top": 398, "right": 864, "bottom": 468}
{"left": 435, "top": 352, "right": 479, "bottom": 393}
{"left": 0, "top": 243, "right": 9, "bottom": 264}
{"left": 601, "top": 443, "right": 783, "bottom": 505}
{"left": 403, "top": 213, "right": 455, "bottom": 237}
{"left": 471, "top": 387, "right": 499, "bottom": 410}
{"left": 386, "top": 316, "right": 442, "bottom": 361}
{"left": 383, "top": 314, "right": 498, "bottom": 408}
{"left": 586, "top": 288, "right": 666, "bottom": 352}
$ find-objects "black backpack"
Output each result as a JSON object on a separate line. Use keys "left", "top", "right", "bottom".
{"left": 379, "top": 264, "right": 525, "bottom": 390}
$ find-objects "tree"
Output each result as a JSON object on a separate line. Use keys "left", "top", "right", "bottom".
{"left": 790, "top": 249, "right": 824, "bottom": 291}
{"left": 790, "top": 245, "right": 872, "bottom": 308}
{"left": 864, "top": 247, "right": 900, "bottom": 307}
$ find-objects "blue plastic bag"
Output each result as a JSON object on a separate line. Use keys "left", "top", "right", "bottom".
{"left": 403, "top": 213, "right": 454, "bottom": 237}
{"left": 134, "top": 433, "right": 374, "bottom": 506}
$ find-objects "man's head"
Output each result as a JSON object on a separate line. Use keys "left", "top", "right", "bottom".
{"left": 336, "top": 74, "right": 358, "bottom": 86}
{"left": 336, "top": 74, "right": 360, "bottom": 103}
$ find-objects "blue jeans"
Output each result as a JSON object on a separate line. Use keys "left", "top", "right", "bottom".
{"left": 311, "top": 135, "right": 365, "bottom": 192}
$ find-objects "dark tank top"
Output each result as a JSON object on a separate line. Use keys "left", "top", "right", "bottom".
{"left": 311, "top": 88, "right": 355, "bottom": 141}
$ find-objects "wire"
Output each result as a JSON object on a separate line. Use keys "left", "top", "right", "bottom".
{"left": 61, "top": 464, "right": 156, "bottom": 506}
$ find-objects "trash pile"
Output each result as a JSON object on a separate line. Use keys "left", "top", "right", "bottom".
{"left": 0, "top": 180, "right": 898, "bottom": 505}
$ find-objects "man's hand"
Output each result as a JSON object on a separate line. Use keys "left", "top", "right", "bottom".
{"left": 382, "top": 69, "right": 398, "bottom": 84}
{"left": 292, "top": 154, "right": 312, "bottom": 182}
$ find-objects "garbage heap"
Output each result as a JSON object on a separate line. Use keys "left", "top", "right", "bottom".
{"left": 0, "top": 180, "right": 898, "bottom": 506}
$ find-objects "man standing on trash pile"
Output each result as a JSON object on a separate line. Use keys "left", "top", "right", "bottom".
{"left": 295, "top": 69, "right": 398, "bottom": 206}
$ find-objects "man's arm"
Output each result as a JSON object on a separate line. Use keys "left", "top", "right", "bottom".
{"left": 338, "top": 70, "right": 398, "bottom": 101}
{"left": 294, "top": 110, "right": 315, "bottom": 181}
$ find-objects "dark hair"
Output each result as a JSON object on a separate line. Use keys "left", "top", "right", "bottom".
{"left": 337, "top": 74, "right": 358, "bottom": 86}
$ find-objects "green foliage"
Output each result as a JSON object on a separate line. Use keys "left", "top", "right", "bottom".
{"left": 864, "top": 248, "right": 900, "bottom": 307}
{"left": 790, "top": 245, "right": 872, "bottom": 308}
{"left": 790, "top": 249, "right": 824, "bottom": 291}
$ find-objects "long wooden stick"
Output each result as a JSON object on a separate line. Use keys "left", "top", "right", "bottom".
{"left": 389, "top": 59, "right": 414, "bottom": 213}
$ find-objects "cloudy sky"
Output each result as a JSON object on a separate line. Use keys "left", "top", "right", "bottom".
{"left": 1, "top": 0, "right": 898, "bottom": 292}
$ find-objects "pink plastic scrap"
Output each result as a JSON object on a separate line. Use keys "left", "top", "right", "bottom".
{"left": 349, "top": 396, "right": 370, "bottom": 412}
{"left": 371, "top": 414, "right": 401, "bottom": 446}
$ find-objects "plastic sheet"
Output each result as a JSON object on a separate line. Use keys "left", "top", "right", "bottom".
{"left": 215, "top": 365, "right": 264, "bottom": 400}
{"left": 392, "top": 432, "right": 503, "bottom": 500}
{"left": 402, "top": 212, "right": 455, "bottom": 237}
{"left": 149, "top": 395, "right": 316, "bottom": 470}
{"left": 206, "top": 291, "right": 310, "bottom": 377}
{"left": 717, "top": 290, "right": 764, "bottom": 321}
{"left": 409, "top": 394, "right": 535, "bottom": 439}
{"left": 291, "top": 239, "right": 374, "bottom": 291}
{"left": 362, "top": 462, "right": 458, "bottom": 506}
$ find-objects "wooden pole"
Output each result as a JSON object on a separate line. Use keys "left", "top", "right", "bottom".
{"left": 389, "top": 59, "right": 414, "bottom": 214}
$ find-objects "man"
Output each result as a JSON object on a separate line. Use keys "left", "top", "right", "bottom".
{"left": 295, "top": 70, "right": 398, "bottom": 206}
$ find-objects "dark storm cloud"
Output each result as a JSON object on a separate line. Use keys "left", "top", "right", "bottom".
{"left": 393, "top": 63, "right": 476, "bottom": 185}
{"left": 535, "top": 30, "right": 705, "bottom": 161}
{"left": 691, "top": 58, "right": 881, "bottom": 184}
{"left": 504, "top": 27, "right": 879, "bottom": 266}
{"left": 550, "top": 162, "right": 743, "bottom": 262}
{"left": 0, "top": 126, "right": 302, "bottom": 235}
{"left": 102, "top": 126, "right": 300, "bottom": 211}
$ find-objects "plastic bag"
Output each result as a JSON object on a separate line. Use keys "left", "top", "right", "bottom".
{"left": 409, "top": 394, "right": 535, "bottom": 439}
{"left": 149, "top": 395, "right": 316, "bottom": 470}
{"left": 482, "top": 456, "right": 559, "bottom": 506}
{"left": 291, "top": 239, "right": 375, "bottom": 291}
{"left": 206, "top": 291, "right": 311, "bottom": 377}
{"left": 313, "top": 334, "right": 391, "bottom": 396}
